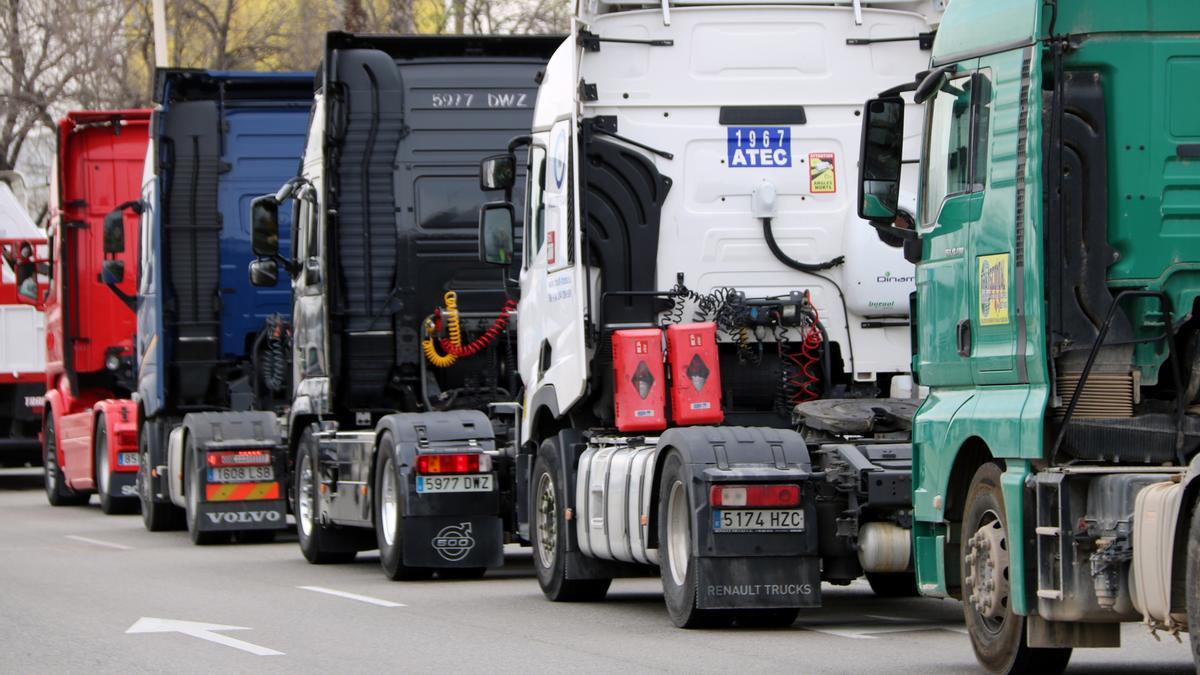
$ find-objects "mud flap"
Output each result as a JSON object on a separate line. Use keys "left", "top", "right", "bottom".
{"left": 695, "top": 555, "right": 822, "bottom": 610}
{"left": 196, "top": 499, "right": 287, "bottom": 531}
{"left": 400, "top": 515, "right": 505, "bottom": 568}
{"left": 105, "top": 471, "right": 138, "bottom": 500}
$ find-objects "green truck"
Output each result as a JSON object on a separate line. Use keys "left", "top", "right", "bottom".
{"left": 857, "top": 0, "right": 1200, "bottom": 672}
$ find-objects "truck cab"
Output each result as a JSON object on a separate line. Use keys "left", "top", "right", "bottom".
{"left": 135, "top": 70, "right": 310, "bottom": 542}
{"left": 857, "top": 0, "right": 1200, "bottom": 671}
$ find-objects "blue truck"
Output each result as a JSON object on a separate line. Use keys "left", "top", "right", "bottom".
{"left": 131, "top": 70, "right": 311, "bottom": 543}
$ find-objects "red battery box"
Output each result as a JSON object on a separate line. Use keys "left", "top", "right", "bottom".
{"left": 666, "top": 322, "right": 724, "bottom": 426}
{"left": 612, "top": 328, "right": 668, "bottom": 432}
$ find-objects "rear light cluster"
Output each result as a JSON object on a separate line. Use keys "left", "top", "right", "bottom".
{"left": 416, "top": 452, "right": 491, "bottom": 475}
{"left": 207, "top": 450, "right": 272, "bottom": 468}
{"left": 709, "top": 484, "right": 800, "bottom": 508}
{"left": 115, "top": 431, "right": 137, "bottom": 449}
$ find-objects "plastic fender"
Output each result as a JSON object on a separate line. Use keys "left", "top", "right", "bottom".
{"left": 181, "top": 411, "right": 286, "bottom": 529}
{"left": 654, "top": 426, "right": 816, "bottom": 560}
{"left": 374, "top": 410, "right": 499, "bottom": 515}
{"left": 521, "top": 384, "right": 560, "bottom": 451}
{"left": 94, "top": 399, "right": 138, "bottom": 473}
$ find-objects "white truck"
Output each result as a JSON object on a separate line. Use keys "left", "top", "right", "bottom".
{"left": 470, "top": 0, "right": 944, "bottom": 626}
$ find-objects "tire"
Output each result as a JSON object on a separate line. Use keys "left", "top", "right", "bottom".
{"left": 295, "top": 425, "right": 359, "bottom": 564}
{"left": 375, "top": 433, "right": 434, "bottom": 581}
{"left": 138, "top": 423, "right": 185, "bottom": 531}
{"left": 185, "top": 436, "right": 229, "bottom": 545}
{"left": 961, "top": 463, "right": 1071, "bottom": 675}
{"left": 531, "top": 437, "right": 610, "bottom": 602}
{"left": 658, "top": 449, "right": 733, "bottom": 628}
{"left": 43, "top": 414, "right": 88, "bottom": 507}
{"left": 1187, "top": 499, "right": 1200, "bottom": 671}
{"left": 96, "top": 418, "right": 136, "bottom": 515}
{"left": 437, "top": 567, "right": 487, "bottom": 580}
{"left": 733, "top": 608, "right": 800, "bottom": 628}
{"left": 866, "top": 571, "right": 919, "bottom": 598}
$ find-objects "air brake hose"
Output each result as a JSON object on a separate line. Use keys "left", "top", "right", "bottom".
{"left": 438, "top": 291, "right": 517, "bottom": 358}
{"left": 761, "top": 217, "right": 844, "bottom": 272}
{"left": 422, "top": 301, "right": 460, "bottom": 369}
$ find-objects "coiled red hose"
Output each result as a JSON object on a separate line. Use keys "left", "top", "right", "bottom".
{"left": 439, "top": 299, "right": 517, "bottom": 358}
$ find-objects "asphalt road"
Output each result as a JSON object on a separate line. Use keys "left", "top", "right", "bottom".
{"left": 0, "top": 468, "right": 1193, "bottom": 674}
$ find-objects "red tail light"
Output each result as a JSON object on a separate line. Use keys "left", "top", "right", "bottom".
{"left": 709, "top": 484, "right": 800, "bottom": 508}
{"left": 115, "top": 431, "right": 138, "bottom": 449}
{"left": 207, "top": 450, "right": 272, "bottom": 468}
{"left": 416, "top": 453, "right": 491, "bottom": 475}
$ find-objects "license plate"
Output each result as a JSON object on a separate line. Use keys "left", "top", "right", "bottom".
{"left": 416, "top": 474, "right": 493, "bottom": 494}
{"left": 208, "top": 466, "right": 275, "bottom": 483}
{"left": 714, "top": 509, "right": 805, "bottom": 532}
{"left": 117, "top": 452, "right": 139, "bottom": 467}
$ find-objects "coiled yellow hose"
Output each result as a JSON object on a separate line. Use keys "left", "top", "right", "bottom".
{"left": 421, "top": 291, "right": 462, "bottom": 368}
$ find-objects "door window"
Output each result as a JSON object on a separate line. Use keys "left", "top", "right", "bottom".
{"left": 921, "top": 72, "right": 992, "bottom": 225}
{"left": 525, "top": 146, "right": 547, "bottom": 268}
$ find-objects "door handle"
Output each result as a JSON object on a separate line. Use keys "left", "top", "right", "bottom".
{"left": 956, "top": 319, "right": 972, "bottom": 358}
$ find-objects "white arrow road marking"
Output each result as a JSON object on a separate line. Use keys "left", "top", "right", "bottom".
{"left": 298, "top": 585, "right": 405, "bottom": 607}
{"left": 65, "top": 535, "right": 132, "bottom": 550}
{"left": 126, "top": 617, "right": 284, "bottom": 656}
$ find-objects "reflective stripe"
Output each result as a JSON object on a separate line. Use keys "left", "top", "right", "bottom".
{"left": 205, "top": 482, "right": 280, "bottom": 501}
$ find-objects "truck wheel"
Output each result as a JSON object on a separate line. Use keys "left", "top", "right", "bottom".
{"left": 185, "top": 437, "right": 229, "bottom": 545}
{"left": 295, "top": 426, "right": 358, "bottom": 564}
{"left": 658, "top": 449, "right": 733, "bottom": 628}
{"left": 866, "top": 572, "right": 919, "bottom": 598}
{"left": 1187, "top": 499, "right": 1200, "bottom": 670}
{"left": 138, "top": 426, "right": 185, "bottom": 531}
{"left": 96, "top": 419, "right": 136, "bottom": 515}
{"left": 43, "top": 415, "right": 88, "bottom": 507}
{"left": 961, "top": 462, "right": 1070, "bottom": 675}
{"left": 375, "top": 433, "right": 434, "bottom": 581}
{"left": 531, "top": 437, "right": 610, "bottom": 601}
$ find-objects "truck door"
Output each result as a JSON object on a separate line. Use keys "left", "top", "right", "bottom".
{"left": 916, "top": 65, "right": 1008, "bottom": 384}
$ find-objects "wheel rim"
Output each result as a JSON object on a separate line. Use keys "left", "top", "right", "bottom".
{"left": 666, "top": 479, "right": 690, "bottom": 587}
{"left": 97, "top": 432, "right": 110, "bottom": 495}
{"left": 535, "top": 472, "right": 557, "bottom": 570}
{"left": 381, "top": 459, "right": 398, "bottom": 547}
{"left": 964, "top": 507, "right": 1010, "bottom": 635}
{"left": 298, "top": 451, "right": 315, "bottom": 538}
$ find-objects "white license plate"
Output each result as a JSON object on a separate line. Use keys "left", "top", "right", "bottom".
{"left": 208, "top": 466, "right": 274, "bottom": 483}
{"left": 416, "top": 474, "right": 493, "bottom": 494}
{"left": 117, "top": 452, "right": 139, "bottom": 467}
{"left": 714, "top": 509, "right": 805, "bottom": 532}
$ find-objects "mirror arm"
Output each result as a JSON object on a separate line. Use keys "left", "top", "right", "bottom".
{"left": 114, "top": 200, "right": 144, "bottom": 215}
{"left": 274, "top": 254, "right": 301, "bottom": 277}
{"left": 914, "top": 64, "right": 958, "bottom": 104}
{"left": 869, "top": 220, "right": 918, "bottom": 241}
{"left": 101, "top": 274, "right": 137, "bottom": 312}
{"left": 878, "top": 81, "right": 918, "bottom": 98}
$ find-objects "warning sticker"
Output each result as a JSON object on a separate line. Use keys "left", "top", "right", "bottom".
{"left": 808, "top": 153, "right": 837, "bottom": 193}
{"left": 978, "top": 253, "right": 1010, "bottom": 326}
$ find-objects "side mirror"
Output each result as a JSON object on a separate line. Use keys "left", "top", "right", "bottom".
{"left": 858, "top": 96, "right": 905, "bottom": 223}
{"left": 303, "top": 257, "right": 321, "bottom": 286}
{"left": 101, "top": 259, "right": 125, "bottom": 284}
{"left": 103, "top": 209, "right": 126, "bottom": 254}
{"left": 251, "top": 195, "right": 280, "bottom": 258}
{"left": 248, "top": 258, "right": 279, "bottom": 287}
{"left": 480, "top": 153, "right": 516, "bottom": 191}
{"left": 478, "top": 202, "right": 515, "bottom": 266}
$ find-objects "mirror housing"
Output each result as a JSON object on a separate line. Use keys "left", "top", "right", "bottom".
{"left": 248, "top": 258, "right": 279, "bottom": 287}
{"left": 250, "top": 195, "right": 280, "bottom": 258}
{"left": 478, "top": 202, "right": 515, "bottom": 266}
{"left": 480, "top": 153, "right": 517, "bottom": 192}
{"left": 101, "top": 259, "right": 125, "bottom": 284}
{"left": 857, "top": 96, "right": 905, "bottom": 223}
{"left": 103, "top": 209, "right": 126, "bottom": 254}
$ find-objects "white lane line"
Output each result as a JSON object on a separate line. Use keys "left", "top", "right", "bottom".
{"left": 297, "top": 586, "right": 405, "bottom": 607}
{"left": 65, "top": 534, "right": 132, "bottom": 550}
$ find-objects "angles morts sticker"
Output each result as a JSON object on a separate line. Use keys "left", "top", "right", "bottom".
{"left": 978, "top": 253, "right": 1010, "bottom": 326}
{"left": 808, "top": 153, "right": 837, "bottom": 193}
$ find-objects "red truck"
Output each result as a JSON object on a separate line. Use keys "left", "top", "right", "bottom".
{"left": 38, "top": 110, "right": 149, "bottom": 513}
{"left": 0, "top": 171, "right": 46, "bottom": 466}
